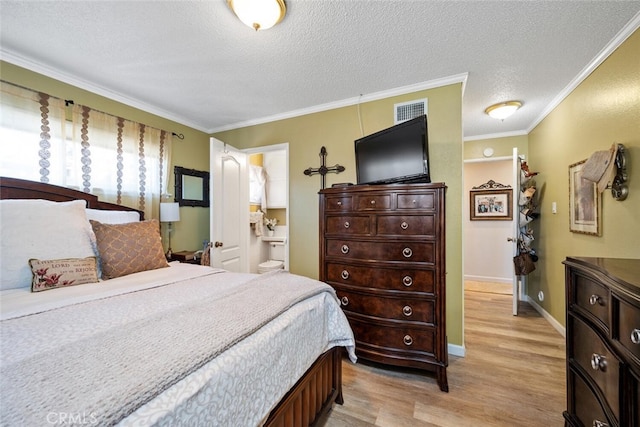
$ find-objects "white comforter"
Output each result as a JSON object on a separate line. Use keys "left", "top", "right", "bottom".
{"left": 0, "top": 263, "right": 356, "bottom": 426}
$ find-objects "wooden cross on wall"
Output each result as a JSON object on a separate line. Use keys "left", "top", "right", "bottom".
{"left": 303, "top": 146, "right": 345, "bottom": 190}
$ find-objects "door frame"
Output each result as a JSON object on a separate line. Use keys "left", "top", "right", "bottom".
{"left": 242, "top": 143, "right": 290, "bottom": 271}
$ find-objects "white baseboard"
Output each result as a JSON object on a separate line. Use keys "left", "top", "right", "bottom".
{"left": 526, "top": 296, "right": 566, "bottom": 338}
{"left": 464, "top": 275, "right": 511, "bottom": 284}
{"left": 448, "top": 343, "right": 466, "bottom": 357}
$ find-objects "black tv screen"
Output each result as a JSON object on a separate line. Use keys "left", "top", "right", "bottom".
{"left": 355, "top": 115, "right": 430, "bottom": 185}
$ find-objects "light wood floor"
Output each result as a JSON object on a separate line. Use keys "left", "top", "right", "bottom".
{"left": 325, "top": 289, "right": 566, "bottom": 426}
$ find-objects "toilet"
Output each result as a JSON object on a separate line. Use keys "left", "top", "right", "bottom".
{"left": 258, "top": 240, "right": 285, "bottom": 273}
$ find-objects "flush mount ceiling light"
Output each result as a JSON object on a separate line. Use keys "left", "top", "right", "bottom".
{"left": 228, "top": 0, "right": 286, "bottom": 31}
{"left": 484, "top": 101, "right": 523, "bottom": 120}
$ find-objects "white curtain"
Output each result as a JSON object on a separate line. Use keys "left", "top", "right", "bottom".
{"left": 0, "top": 82, "right": 67, "bottom": 184}
{"left": 0, "top": 81, "right": 172, "bottom": 220}
{"left": 70, "top": 105, "right": 171, "bottom": 219}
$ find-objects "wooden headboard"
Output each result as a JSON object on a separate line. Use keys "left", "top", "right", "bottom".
{"left": 0, "top": 176, "right": 144, "bottom": 220}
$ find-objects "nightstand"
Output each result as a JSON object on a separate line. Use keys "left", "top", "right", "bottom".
{"left": 170, "top": 251, "right": 201, "bottom": 265}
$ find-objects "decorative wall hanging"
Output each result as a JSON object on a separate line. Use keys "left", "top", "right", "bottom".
{"left": 582, "top": 143, "right": 628, "bottom": 201}
{"left": 568, "top": 160, "right": 600, "bottom": 235}
{"left": 469, "top": 180, "right": 513, "bottom": 221}
{"left": 303, "top": 146, "right": 345, "bottom": 190}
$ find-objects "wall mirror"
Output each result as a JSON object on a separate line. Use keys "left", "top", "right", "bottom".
{"left": 174, "top": 166, "right": 210, "bottom": 207}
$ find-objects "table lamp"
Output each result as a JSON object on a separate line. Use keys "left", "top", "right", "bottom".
{"left": 160, "top": 202, "right": 180, "bottom": 258}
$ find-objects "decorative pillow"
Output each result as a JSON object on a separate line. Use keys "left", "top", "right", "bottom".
{"left": 29, "top": 257, "right": 99, "bottom": 292}
{"left": 0, "top": 199, "right": 97, "bottom": 290}
{"left": 90, "top": 219, "right": 168, "bottom": 280}
{"left": 85, "top": 208, "right": 140, "bottom": 224}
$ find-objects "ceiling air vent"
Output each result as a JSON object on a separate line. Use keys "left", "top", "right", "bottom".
{"left": 394, "top": 99, "right": 428, "bottom": 124}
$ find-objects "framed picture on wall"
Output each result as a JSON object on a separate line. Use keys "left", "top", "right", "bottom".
{"left": 470, "top": 189, "right": 513, "bottom": 221}
{"left": 569, "top": 160, "right": 601, "bottom": 235}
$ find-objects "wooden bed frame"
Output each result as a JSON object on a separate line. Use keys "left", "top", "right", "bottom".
{"left": 0, "top": 176, "right": 344, "bottom": 427}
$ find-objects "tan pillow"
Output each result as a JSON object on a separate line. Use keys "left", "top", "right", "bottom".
{"left": 90, "top": 219, "right": 168, "bottom": 280}
{"left": 29, "top": 257, "right": 98, "bottom": 292}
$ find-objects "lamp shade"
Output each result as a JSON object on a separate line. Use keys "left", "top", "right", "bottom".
{"left": 160, "top": 202, "right": 180, "bottom": 222}
{"left": 228, "top": 0, "right": 286, "bottom": 31}
{"left": 484, "top": 101, "right": 522, "bottom": 120}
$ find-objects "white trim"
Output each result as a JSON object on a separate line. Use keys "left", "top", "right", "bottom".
{"left": 464, "top": 274, "right": 512, "bottom": 284}
{"left": 464, "top": 129, "right": 528, "bottom": 142}
{"left": 448, "top": 343, "right": 465, "bottom": 357}
{"left": 210, "top": 73, "right": 469, "bottom": 133}
{"left": 526, "top": 11, "right": 640, "bottom": 134}
{"left": 526, "top": 296, "right": 566, "bottom": 338}
{"left": 463, "top": 155, "right": 512, "bottom": 164}
{"left": 1, "top": 48, "right": 210, "bottom": 133}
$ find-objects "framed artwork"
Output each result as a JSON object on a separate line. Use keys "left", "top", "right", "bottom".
{"left": 569, "top": 160, "right": 600, "bottom": 235}
{"left": 470, "top": 189, "right": 513, "bottom": 221}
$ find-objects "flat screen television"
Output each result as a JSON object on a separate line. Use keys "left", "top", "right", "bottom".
{"left": 355, "top": 115, "right": 430, "bottom": 185}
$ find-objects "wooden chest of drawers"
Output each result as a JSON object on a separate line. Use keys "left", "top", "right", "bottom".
{"left": 563, "top": 257, "right": 640, "bottom": 427}
{"left": 319, "top": 183, "right": 448, "bottom": 392}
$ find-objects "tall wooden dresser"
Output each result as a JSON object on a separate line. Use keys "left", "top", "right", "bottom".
{"left": 563, "top": 257, "right": 640, "bottom": 427}
{"left": 319, "top": 183, "right": 448, "bottom": 392}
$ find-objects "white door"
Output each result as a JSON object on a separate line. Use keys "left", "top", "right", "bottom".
{"left": 511, "top": 147, "right": 522, "bottom": 315}
{"left": 210, "top": 137, "right": 249, "bottom": 272}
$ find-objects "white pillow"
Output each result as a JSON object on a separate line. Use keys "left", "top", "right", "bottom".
{"left": 85, "top": 208, "right": 140, "bottom": 224}
{"left": 0, "top": 199, "right": 97, "bottom": 290}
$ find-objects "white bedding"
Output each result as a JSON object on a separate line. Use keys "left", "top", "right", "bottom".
{"left": 0, "top": 263, "right": 356, "bottom": 426}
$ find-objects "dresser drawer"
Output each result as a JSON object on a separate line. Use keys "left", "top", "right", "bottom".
{"left": 355, "top": 194, "right": 391, "bottom": 211}
{"left": 326, "top": 215, "right": 371, "bottom": 235}
{"left": 326, "top": 240, "right": 434, "bottom": 263}
{"left": 397, "top": 193, "right": 436, "bottom": 210}
{"left": 570, "top": 368, "right": 615, "bottom": 427}
{"left": 574, "top": 273, "right": 610, "bottom": 330}
{"left": 348, "top": 316, "right": 435, "bottom": 356}
{"left": 325, "top": 262, "right": 435, "bottom": 294}
{"left": 571, "top": 315, "right": 620, "bottom": 419}
{"left": 377, "top": 215, "right": 435, "bottom": 237}
{"left": 617, "top": 296, "right": 640, "bottom": 360}
{"left": 335, "top": 287, "right": 434, "bottom": 324}
{"left": 324, "top": 196, "right": 352, "bottom": 211}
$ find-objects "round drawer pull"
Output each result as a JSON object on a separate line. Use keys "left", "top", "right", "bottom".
{"left": 370, "top": 200, "right": 376, "bottom": 205}
{"left": 403, "top": 335, "right": 413, "bottom": 346}
{"left": 344, "top": 221, "right": 350, "bottom": 229}
{"left": 402, "top": 305, "right": 413, "bottom": 317}
{"left": 589, "top": 294, "right": 602, "bottom": 306}
{"left": 340, "top": 296, "right": 349, "bottom": 306}
{"left": 631, "top": 329, "right": 640, "bottom": 344}
{"left": 400, "top": 221, "right": 409, "bottom": 230}
{"left": 341, "top": 245, "right": 349, "bottom": 254}
{"left": 341, "top": 270, "right": 350, "bottom": 280}
{"left": 402, "top": 276, "right": 413, "bottom": 287}
{"left": 402, "top": 247, "right": 413, "bottom": 258}
{"left": 593, "top": 420, "right": 609, "bottom": 427}
{"left": 412, "top": 199, "right": 417, "bottom": 204}
{"left": 337, "top": 201, "right": 342, "bottom": 206}
{"left": 590, "top": 353, "right": 607, "bottom": 372}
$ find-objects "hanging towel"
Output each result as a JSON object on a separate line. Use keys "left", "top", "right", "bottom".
{"left": 249, "top": 211, "right": 264, "bottom": 236}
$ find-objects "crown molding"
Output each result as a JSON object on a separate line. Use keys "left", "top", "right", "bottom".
{"left": 1, "top": 49, "right": 209, "bottom": 133}
{"left": 526, "top": 11, "right": 640, "bottom": 134}
{"left": 464, "top": 129, "right": 529, "bottom": 142}
{"left": 209, "top": 73, "right": 469, "bottom": 133}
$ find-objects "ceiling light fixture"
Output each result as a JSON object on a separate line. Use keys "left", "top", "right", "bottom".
{"left": 228, "top": 0, "right": 286, "bottom": 31}
{"left": 484, "top": 101, "right": 523, "bottom": 120}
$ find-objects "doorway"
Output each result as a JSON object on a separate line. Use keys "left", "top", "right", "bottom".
{"left": 463, "top": 157, "right": 515, "bottom": 293}
{"left": 244, "top": 143, "right": 290, "bottom": 273}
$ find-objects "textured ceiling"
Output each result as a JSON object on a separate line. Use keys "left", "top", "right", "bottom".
{"left": 1, "top": 1, "right": 639, "bottom": 139}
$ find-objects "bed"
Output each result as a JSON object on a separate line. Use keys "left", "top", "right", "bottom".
{"left": 0, "top": 176, "right": 356, "bottom": 427}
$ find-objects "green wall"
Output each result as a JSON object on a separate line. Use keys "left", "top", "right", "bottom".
{"left": 464, "top": 134, "right": 528, "bottom": 160}
{"left": 527, "top": 29, "right": 640, "bottom": 326}
{"left": 214, "top": 84, "right": 465, "bottom": 347}
{"left": 0, "top": 61, "right": 211, "bottom": 253}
